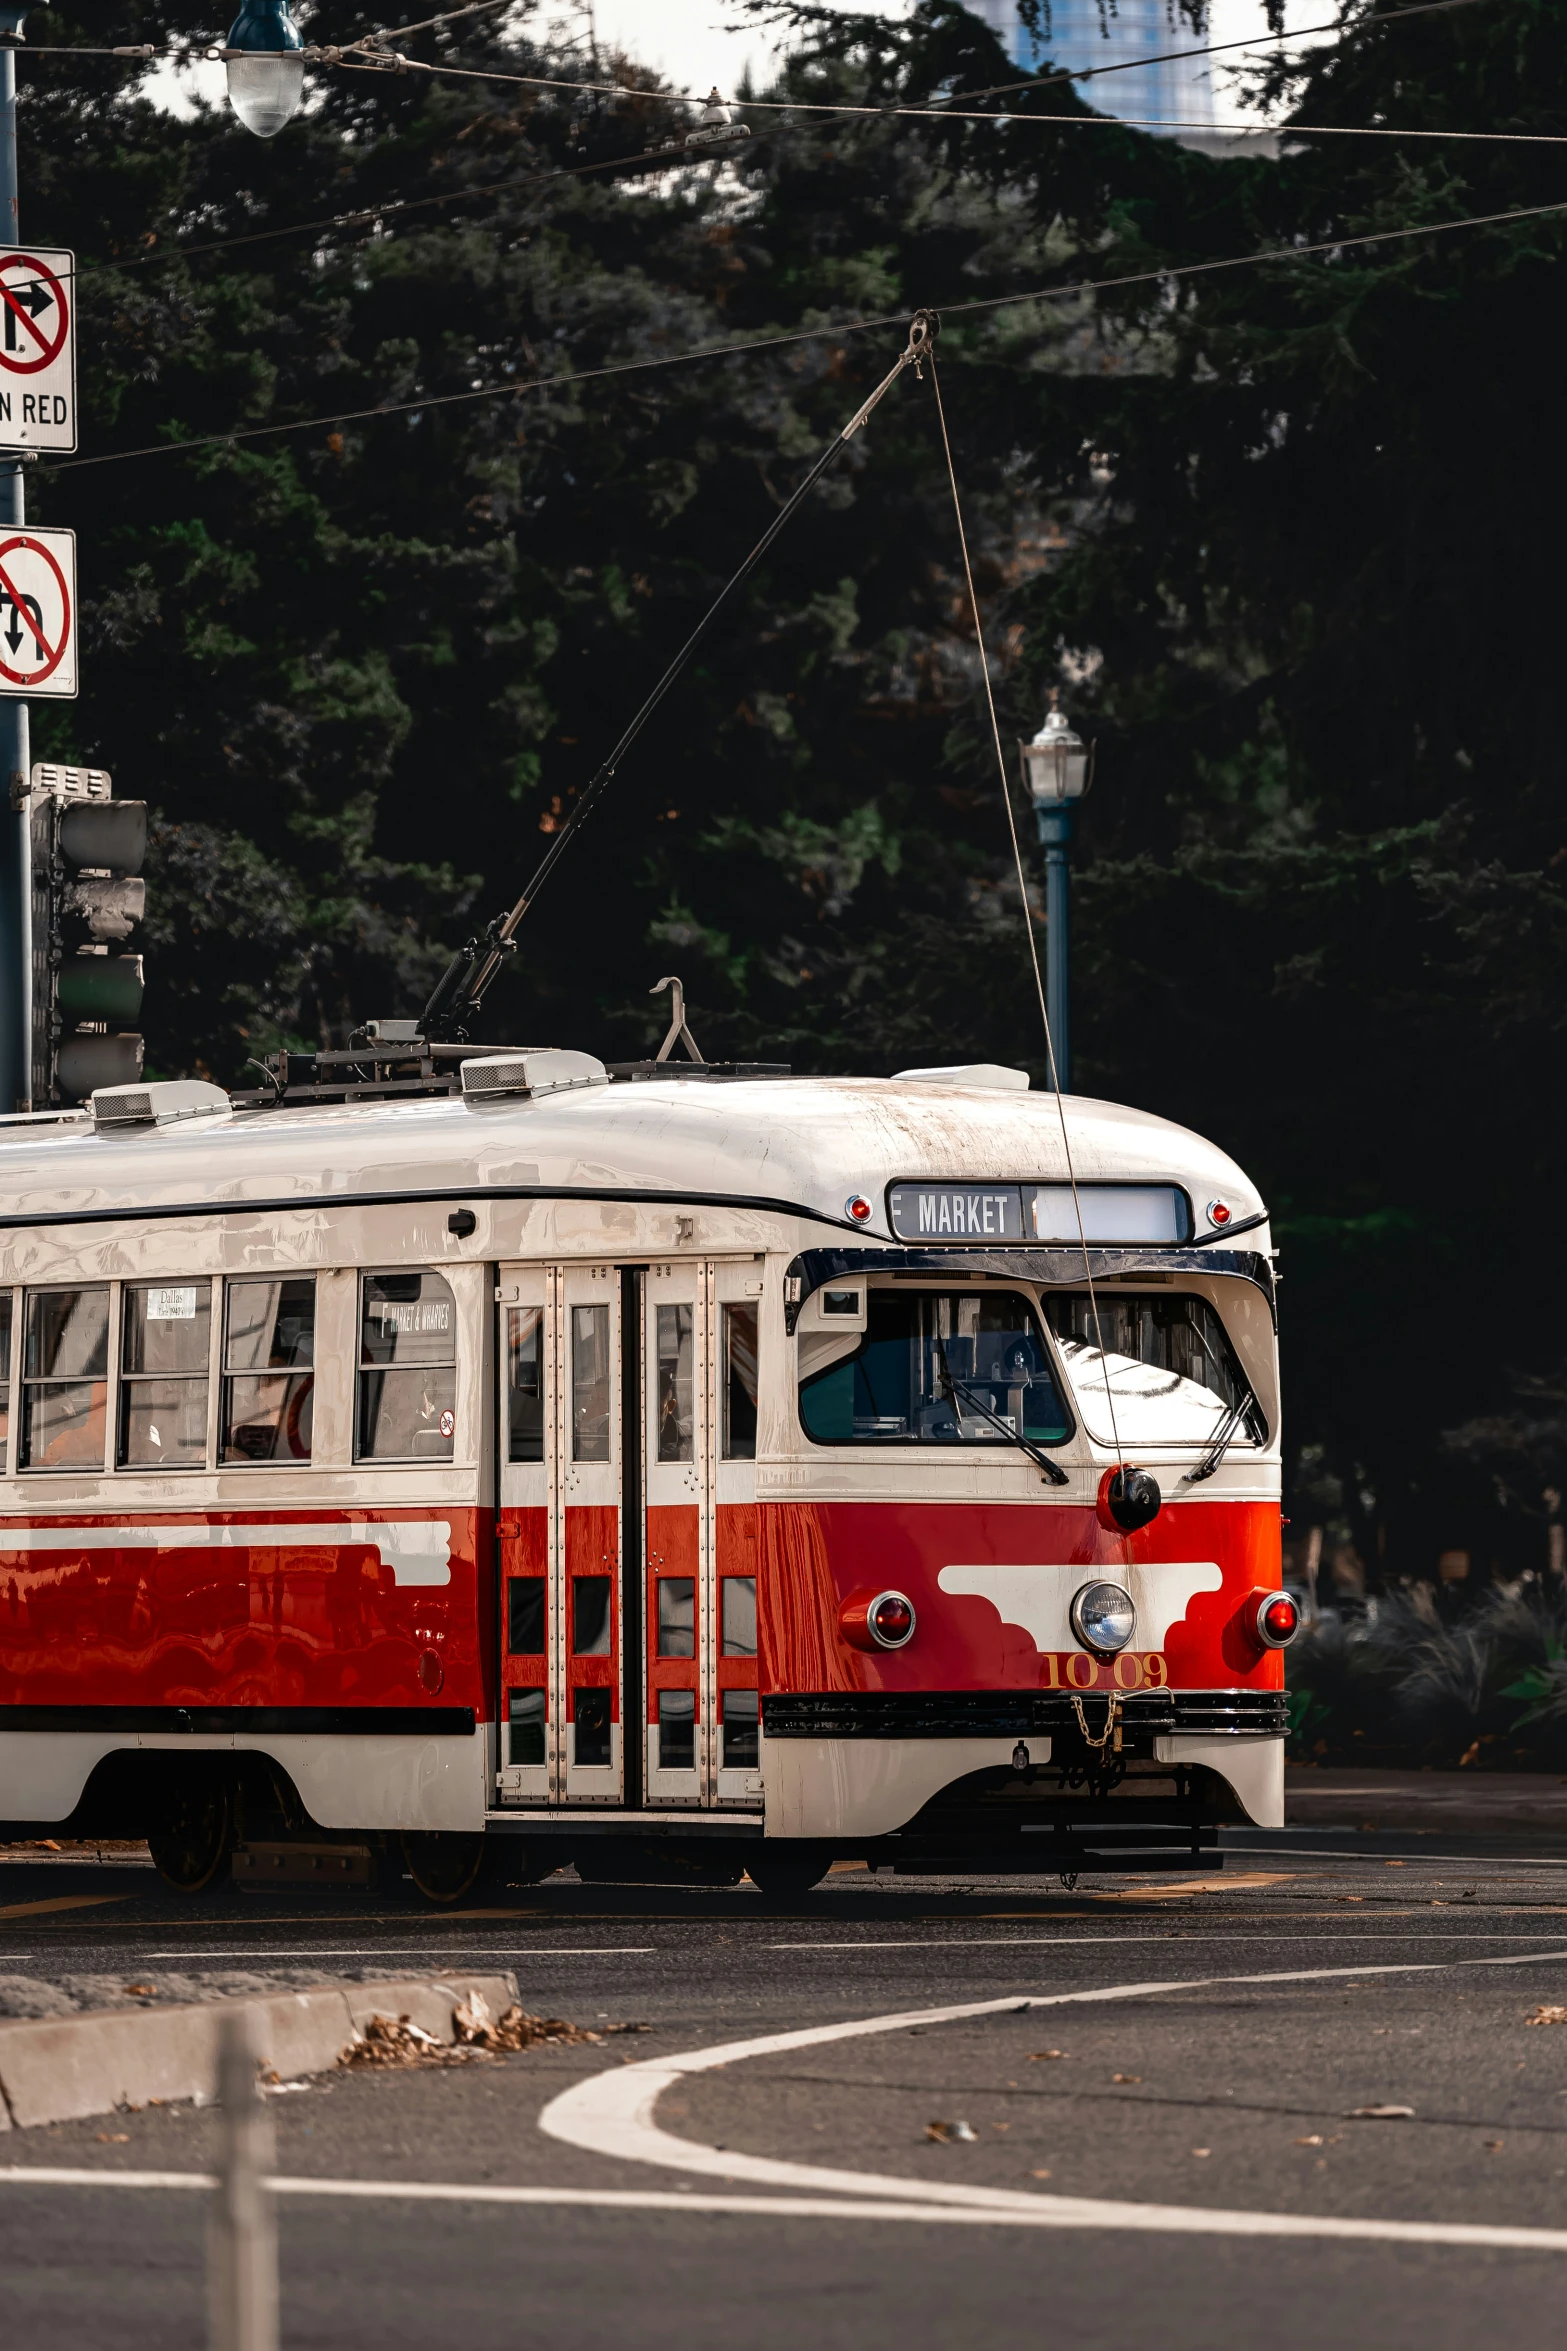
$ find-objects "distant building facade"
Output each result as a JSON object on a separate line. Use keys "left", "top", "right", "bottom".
{"left": 967, "top": 0, "right": 1217, "bottom": 140}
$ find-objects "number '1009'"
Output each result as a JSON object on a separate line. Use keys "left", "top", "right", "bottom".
{"left": 1042, "top": 1651, "right": 1168, "bottom": 1690}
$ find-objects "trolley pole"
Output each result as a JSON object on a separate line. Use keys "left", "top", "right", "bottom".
{"left": 0, "top": 5, "right": 30, "bottom": 1113}
{"left": 1035, "top": 802, "right": 1072, "bottom": 1096}
{"left": 209, "top": 2005, "right": 280, "bottom": 2351}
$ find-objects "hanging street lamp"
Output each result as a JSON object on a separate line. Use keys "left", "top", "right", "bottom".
{"left": 1019, "top": 693, "right": 1096, "bottom": 1094}
{"left": 224, "top": 0, "right": 305, "bottom": 139}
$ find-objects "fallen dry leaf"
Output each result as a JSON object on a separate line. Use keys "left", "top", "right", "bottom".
{"left": 1190, "top": 2148, "right": 1211, "bottom": 2158}
{"left": 1111, "top": 2073, "right": 1143, "bottom": 2085}
{"left": 1346, "top": 2104, "right": 1414, "bottom": 2120}
{"left": 1484, "top": 2139, "right": 1504, "bottom": 2152}
{"left": 925, "top": 2120, "right": 978, "bottom": 2144}
{"left": 1525, "top": 2004, "right": 1567, "bottom": 2027}
{"left": 123, "top": 1985, "right": 155, "bottom": 1998}
{"left": 95, "top": 2133, "right": 129, "bottom": 2144}
{"left": 1030, "top": 2168, "right": 1053, "bottom": 2180}
{"left": 1028, "top": 2050, "right": 1066, "bottom": 2062}
{"left": 1295, "top": 2135, "right": 1324, "bottom": 2147}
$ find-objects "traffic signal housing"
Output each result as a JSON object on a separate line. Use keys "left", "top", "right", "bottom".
{"left": 29, "top": 763, "right": 146, "bottom": 1103}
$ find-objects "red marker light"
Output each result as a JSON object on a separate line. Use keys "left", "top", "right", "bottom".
{"left": 869, "top": 1592, "right": 915, "bottom": 1647}
{"left": 846, "top": 1194, "right": 873, "bottom": 1223}
{"left": 1207, "top": 1199, "right": 1233, "bottom": 1228}
{"left": 1251, "top": 1589, "right": 1300, "bottom": 1649}
{"left": 839, "top": 1587, "right": 917, "bottom": 1651}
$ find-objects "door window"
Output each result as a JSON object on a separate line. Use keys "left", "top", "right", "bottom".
{"left": 358, "top": 1271, "right": 457, "bottom": 1461}
{"left": 574, "top": 1687, "right": 612, "bottom": 1767}
{"left": 721, "top": 1687, "right": 759, "bottom": 1769}
{"left": 571, "top": 1304, "right": 611, "bottom": 1461}
{"left": 721, "top": 1576, "right": 757, "bottom": 1658}
{"left": 221, "top": 1278, "right": 315, "bottom": 1463}
{"left": 657, "top": 1577, "right": 695, "bottom": 1658}
{"left": 508, "top": 1688, "right": 546, "bottom": 1766}
{"left": 656, "top": 1304, "right": 694, "bottom": 1461}
{"left": 658, "top": 1687, "right": 696, "bottom": 1770}
{"left": 721, "top": 1302, "right": 758, "bottom": 1460}
{"left": 21, "top": 1287, "right": 109, "bottom": 1471}
{"left": 507, "top": 1576, "right": 546, "bottom": 1656}
{"left": 0, "top": 1292, "right": 13, "bottom": 1461}
{"left": 506, "top": 1305, "right": 544, "bottom": 1463}
{"left": 119, "top": 1282, "right": 211, "bottom": 1468}
{"left": 573, "top": 1575, "right": 613, "bottom": 1657}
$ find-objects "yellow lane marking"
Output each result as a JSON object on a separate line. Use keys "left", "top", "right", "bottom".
{"left": 1094, "top": 1872, "right": 1296, "bottom": 1901}
{"left": 0, "top": 1893, "right": 133, "bottom": 1923}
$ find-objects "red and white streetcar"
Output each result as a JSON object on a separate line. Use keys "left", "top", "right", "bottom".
{"left": 0, "top": 1037, "right": 1292, "bottom": 1901}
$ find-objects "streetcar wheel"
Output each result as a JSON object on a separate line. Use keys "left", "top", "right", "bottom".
{"left": 745, "top": 1845, "right": 830, "bottom": 1899}
{"left": 399, "top": 1830, "right": 493, "bottom": 1906}
{"left": 146, "top": 1771, "right": 234, "bottom": 1895}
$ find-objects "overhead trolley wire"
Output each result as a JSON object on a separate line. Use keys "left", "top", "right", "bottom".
{"left": 46, "top": 190, "right": 1567, "bottom": 478}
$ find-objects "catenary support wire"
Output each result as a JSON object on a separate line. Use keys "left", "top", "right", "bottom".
{"left": 417, "top": 310, "right": 940, "bottom": 1039}
{"left": 925, "top": 340, "right": 1125, "bottom": 1470}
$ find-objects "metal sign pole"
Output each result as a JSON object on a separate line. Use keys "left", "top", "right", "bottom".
{"left": 0, "top": 5, "right": 30, "bottom": 1111}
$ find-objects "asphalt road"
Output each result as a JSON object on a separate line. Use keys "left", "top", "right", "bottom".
{"left": 3, "top": 1827, "right": 1567, "bottom": 2349}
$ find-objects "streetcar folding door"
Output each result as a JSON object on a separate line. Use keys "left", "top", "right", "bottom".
{"left": 643, "top": 1260, "right": 764, "bottom": 1810}
{"left": 495, "top": 1263, "right": 626, "bottom": 1806}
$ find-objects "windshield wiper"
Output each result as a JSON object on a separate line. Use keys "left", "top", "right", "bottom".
{"left": 1182, "top": 1383, "right": 1262, "bottom": 1486}
{"left": 935, "top": 1344, "right": 1069, "bottom": 1487}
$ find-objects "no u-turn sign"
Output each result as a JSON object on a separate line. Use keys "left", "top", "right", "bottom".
{"left": 0, "top": 528, "right": 77, "bottom": 698}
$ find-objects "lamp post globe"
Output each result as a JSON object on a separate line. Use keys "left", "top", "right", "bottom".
{"left": 225, "top": 0, "right": 305, "bottom": 139}
{"left": 1017, "top": 694, "right": 1096, "bottom": 1095}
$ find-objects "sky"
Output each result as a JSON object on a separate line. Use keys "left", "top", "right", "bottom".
{"left": 582, "top": 2, "right": 1334, "bottom": 125}
{"left": 158, "top": 3, "right": 1334, "bottom": 131}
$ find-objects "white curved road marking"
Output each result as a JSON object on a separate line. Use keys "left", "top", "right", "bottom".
{"left": 538, "top": 1949, "right": 1567, "bottom": 2247}
{"left": 1, "top": 2170, "right": 1566, "bottom": 2248}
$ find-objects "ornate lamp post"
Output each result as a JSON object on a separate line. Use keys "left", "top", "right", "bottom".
{"left": 1019, "top": 694, "right": 1095, "bottom": 1094}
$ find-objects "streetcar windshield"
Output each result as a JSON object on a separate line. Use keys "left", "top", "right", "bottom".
{"left": 799, "top": 1288, "right": 1070, "bottom": 1448}
{"left": 1043, "top": 1292, "right": 1266, "bottom": 1449}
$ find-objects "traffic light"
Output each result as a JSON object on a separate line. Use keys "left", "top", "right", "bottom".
{"left": 29, "top": 763, "right": 146, "bottom": 1104}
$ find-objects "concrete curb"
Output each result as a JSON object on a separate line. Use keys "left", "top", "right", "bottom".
{"left": 0, "top": 1971, "right": 519, "bottom": 2132}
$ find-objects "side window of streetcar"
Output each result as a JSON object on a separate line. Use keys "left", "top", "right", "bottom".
{"left": 21, "top": 1287, "right": 110, "bottom": 1472}
{"left": 120, "top": 1282, "right": 211, "bottom": 1469}
{"left": 358, "top": 1272, "right": 457, "bottom": 1463}
{"left": 798, "top": 1287, "right": 1070, "bottom": 1449}
{"left": 721, "top": 1302, "right": 759, "bottom": 1461}
{"left": 221, "top": 1277, "right": 316, "bottom": 1465}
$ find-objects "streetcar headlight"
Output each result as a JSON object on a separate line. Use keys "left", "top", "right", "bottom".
{"left": 1070, "top": 1581, "right": 1136, "bottom": 1656}
{"left": 1253, "top": 1589, "right": 1300, "bottom": 1650}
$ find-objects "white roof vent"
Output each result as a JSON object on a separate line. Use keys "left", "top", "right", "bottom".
{"left": 91, "top": 1079, "right": 232, "bottom": 1130}
{"left": 893, "top": 1063, "right": 1031, "bottom": 1092}
{"left": 461, "top": 1049, "right": 609, "bottom": 1102}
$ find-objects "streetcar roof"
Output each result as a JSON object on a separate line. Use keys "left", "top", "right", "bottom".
{"left": 0, "top": 1074, "right": 1264, "bottom": 1238}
